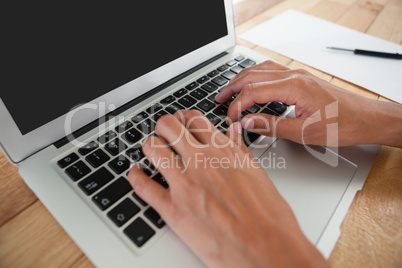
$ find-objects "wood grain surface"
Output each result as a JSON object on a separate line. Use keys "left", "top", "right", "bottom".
{"left": 0, "top": 0, "right": 401, "bottom": 267}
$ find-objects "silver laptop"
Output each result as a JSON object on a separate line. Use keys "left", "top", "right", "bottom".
{"left": 0, "top": 1, "right": 380, "bottom": 266}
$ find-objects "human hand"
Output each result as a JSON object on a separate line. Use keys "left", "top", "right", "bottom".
{"left": 215, "top": 60, "right": 402, "bottom": 147}
{"left": 128, "top": 110, "right": 329, "bottom": 268}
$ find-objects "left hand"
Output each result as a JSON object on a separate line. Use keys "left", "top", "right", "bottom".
{"left": 128, "top": 110, "right": 329, "bottom": 268}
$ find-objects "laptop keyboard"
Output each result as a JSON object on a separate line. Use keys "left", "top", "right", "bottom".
{"left": 56, "top": 54, "right": 288, "bottom": 251}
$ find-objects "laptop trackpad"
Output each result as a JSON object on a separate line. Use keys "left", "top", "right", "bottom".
{"left": 258, "top": 139, "right": 357, "bottom": 244}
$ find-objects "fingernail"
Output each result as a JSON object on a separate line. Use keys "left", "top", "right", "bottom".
{"left": 129, "top": 162, "right": 136, "bottom": 170}
{"left": 234, "top": 122, "right": 243, "bottom": 134}
{"left": 242, "top": 117, "right": 254, "bottom": 130}
{"left": 129, "top": 162, "right": 141, "bottom": 170}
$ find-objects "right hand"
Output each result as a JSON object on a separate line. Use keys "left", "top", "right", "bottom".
{"left": 215, "top": 60, "right": 402, "bottom": 147}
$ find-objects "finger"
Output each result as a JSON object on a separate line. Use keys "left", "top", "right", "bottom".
{"left": 215, "top": 60, "right": 290, "bottom": 103}
{"left": 233, "top": 60, "right": 290, "bottom": 83}
{"left": 173, "top": 109, "right": 229, "bottom": 146}
{"left": 128, "top": 163, "right": 171, "bottom": 215}
{"left": 226, "top": 122, "right": 248, "bottom": 152}
{"left": 226, "top": 77, "right": 299, "bottom": 122}
{"left": 155, "top": 113, "right": 201, "bottom": 158}
{"left": 241, "top": 114, "right": 305, "bottom": 144}
{"left": 215, "top": 69, "right": 294, "bottom": 103}
{"left": 142, "top": 136, "right": 184, "bottom": 184}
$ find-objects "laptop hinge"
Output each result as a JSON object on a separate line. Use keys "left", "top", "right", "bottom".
{"left": 54, "top": 51, "right": 228, "bottom": 148}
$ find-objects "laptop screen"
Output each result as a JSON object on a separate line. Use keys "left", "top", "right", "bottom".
{"left": 1, "top": 1, "right": 228, "bottom": 135}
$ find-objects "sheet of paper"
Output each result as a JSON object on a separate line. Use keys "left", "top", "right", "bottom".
{"left": 240, "top": 10, "right": 402, "bottom": 103}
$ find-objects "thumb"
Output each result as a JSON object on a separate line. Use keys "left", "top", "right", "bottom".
{"left": 241, "top": 114, "right": 305, "bottom": 144}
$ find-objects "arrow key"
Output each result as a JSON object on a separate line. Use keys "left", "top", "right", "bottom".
{"left": 107, "top": 198, "right": 140, "bottom": 227}
{"left": 124, "top": 218, "right": 155, "bottom": 247}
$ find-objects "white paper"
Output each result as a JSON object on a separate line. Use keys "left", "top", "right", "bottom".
{"left": 240, "top": 10, "right": 402, "bottom": 103}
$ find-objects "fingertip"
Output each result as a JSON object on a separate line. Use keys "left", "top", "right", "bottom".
{"left": 226, "top": 121, "right": 242, "bottom": 135}
{"left": 241, "top": 116, "right": 254, "bottom": 130}
{"left": 127, "top": 162, "right": 170, "bottom": 211}
{"left": 129, "top": 161, "right": 141, "bottom": 170}
{"left": 127, "top": 162, "right": 143, "bottom": 183}
{"left": 214, "top": 92, "right": 223, "bottom": 103}
{"left": 233, "top": 121, "right": 243, "bottom": 134}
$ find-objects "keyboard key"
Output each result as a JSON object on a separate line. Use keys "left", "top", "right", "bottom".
{"left": 85, "top": 149, "right": 110, "bottom": 168}
{"left": 57, "top": 152, "right": 79, "bottom": 168}
{"left": 223, "top": 96, "right": 235, "bottom": 107}
{"left": 165, "top": 102, "right": 185, "bottom": 114}
{"left": 201, "top": 82, "right": 218, "bottom": 93}
{"left": 208, "top": 93, "right": 218, "bottom": 103}
{"left": 133, "top": 191, "right": 148, "bottom": 206}
{"left": 146, "top": 103, "right": 163, "bottom": 114}
{"left": 239, "top": 58, "right": 256, "bottom": 68}
{"left": 143, "top": 158, "right": 156, "bottom": 173}
{"left": 178, "top": 95, "right": 197, "bottom": 108}
{"left": 124, "top": 218, "right": 155, "bottom": 247}
{"left": 226, "top": 60, "right": 237, "bottom": 66}
{"left": 218, "top": 126, "right": 227, "bottom": 135}
{"left": 212, "top": 76, "right": 228, "bottom": 86}
{"left": 185, "top": 81, "right": 199, "bottom": 90}
{"left": 137, "top": 119, "right": 155, "bottom": 134}
{"left": 107, "top": 198, "right": 140, "bottom": 227}
{"left": 261, "top": 108, "right": 277, "bottom": 116}
{"left": 205, "top": 113, "right": 221, "bottom": 126}
{"left": 220, "top": 120, "right": 229, "bottom": 129}
{"left": 230, "top": 65, "right": 243, "bottom": 74}
{"left": 212, "top": 105, "right": 228, "bottom": 117}
{"left": 115, "top": 121, "right": 133, "bottom": 133}
{"left": 235, "top": 55, "right": 245, "bottom": 61}
{"left": 207, "top": 70, "right": 219, "bottom": 78}
{"left": 98, "top": 131, "right": 117, "bottom": 144}
{"left": 190, "top": 88, "right": 208, "bottom": 100}
{"left": 108, "top": 156, "right": 131, "bottom": 175}
{"left": 160, "top": 95, "right": 175, "bottom": 105}
{"left": 246, "top": 104, "right": 261, "bottom": 114}
{"left": 152, "top": 172, "right": 169, "bottom": 189}
{"left": 267, "top": 102, "right": 287, "bottom": 115}
{"left": 78, "top": 167, "right": 114, "bottom": 195}
{"left": 191, "top": 106, "right": 205, "bottom": 114}
{"left": 152, "top": 110, "right": 167, "bottom": 122}
{"left": 173, "top": 88, "right": 188, "bottom": 98}
{"left": 131, "top": 111, "right": 148, "bottom": 123}
{"left": 144, "top": 207, "right": 165, "bottom": 228}
{"left": 196, "top": 76, "right": 209, "bottom": 84}
{"left": 217, "top": 64, "right": 229, "bottom": 72}
{"left": 126, "top": 146, "right": 145, "bottom": 162}
{"left": 65, "top": 160, "right": 91, "bottom": 181}
{"left": 105, "top": 138, "right": 127, "bottom": 156}
{"left": 78, "top": 141, "right": 98, "bottom": 155}
{"left": 197, "top": 99, "right": 215, "bottom": 112}
{"left": 122, "top": 128, "right": 143, "bottom": 144}
{"left": 243, "top": 130, "right": 261, "bottom": 146}
{"left": 221, "top": 70, "right": 237, "bottom": 80}
{"left": 92, "top": 177, "right": 132, "bottom": 210}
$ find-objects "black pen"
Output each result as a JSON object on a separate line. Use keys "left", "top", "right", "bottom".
{"left": 326, "top": 46, "right": 402, "bottom": 60}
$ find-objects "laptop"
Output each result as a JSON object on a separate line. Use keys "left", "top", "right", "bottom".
{"left": 0, "top": 1, "right": 380, "bottom": 266}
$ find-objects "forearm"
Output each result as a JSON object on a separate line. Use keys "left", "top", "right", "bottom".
{"left": 358, "top": 99, "right": 402, "bottom": 147}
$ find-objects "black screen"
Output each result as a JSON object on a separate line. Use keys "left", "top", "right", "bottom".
{"left": 1, "top": 1, "right": 228, "bottom": 135}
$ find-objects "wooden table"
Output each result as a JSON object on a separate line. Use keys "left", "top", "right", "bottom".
{"left": 1, "top": 0, "right": 401, "bottom": 267}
